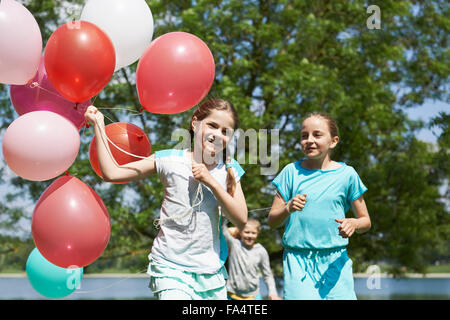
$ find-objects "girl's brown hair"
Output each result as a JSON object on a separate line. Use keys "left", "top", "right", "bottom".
{"left": 189, "top": 98, "right": 240, "bottom": 196}
{"left": 304, "top": 112, "right": 340, "bottom": 138}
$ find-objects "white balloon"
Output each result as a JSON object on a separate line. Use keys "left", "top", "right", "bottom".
{"left": 80, "top": 0, "right": 154, "bottom": 71}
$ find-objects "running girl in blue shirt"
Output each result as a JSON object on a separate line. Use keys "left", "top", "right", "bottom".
{"left": 268, "top": 112, "right": 371, "bottom": 300}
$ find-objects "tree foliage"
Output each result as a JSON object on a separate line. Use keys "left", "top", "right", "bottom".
{"left": 0, "top": 0, "right": 448, "bottom": 276}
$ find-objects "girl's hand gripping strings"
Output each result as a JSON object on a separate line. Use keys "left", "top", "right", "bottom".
{"left": 191, "top": 158, "right": 247, "bottom": 230}
{"left": 191, "top": 159, "right": 217, "bottom": 190}
{"left": 85, "top": 105, "right": 105, "bottom": 128}
{"left": 84, "top": 105, "right": 156, "bottom": 183}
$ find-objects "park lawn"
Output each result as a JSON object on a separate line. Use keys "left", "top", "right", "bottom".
{"left": 426, "top": 264, "right": 450, "bottom": 273}
{"left": 2, "top": 264, "right": 450, "bottom": 275}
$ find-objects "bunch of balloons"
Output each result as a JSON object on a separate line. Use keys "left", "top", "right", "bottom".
{"left": 1, "top": 0, "right": 216, "bottom": 299}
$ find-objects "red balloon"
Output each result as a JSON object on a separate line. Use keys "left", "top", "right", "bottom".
{"left": 32, "top": 176, "right": 110, "bottom": 268}
{"left": 136, "top": 32, "right": 215, "bottom": 114}
{"left": 44, "top": 21, "right": 115, "bottom": 103}
{"left": 89, "top": 122, "right": 152, "bottom": 183}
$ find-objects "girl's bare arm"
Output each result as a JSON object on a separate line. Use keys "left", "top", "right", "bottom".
{"left": 268, "top": 193, "right": 291, "bottom": 229}
{"left": 212, "top": 181, "right": 248, "bottom": 230}
{"left": 86, "top": 106, "right": 156, "bottom": 182}
{"left": 335, "top": 195, "right": 371, "bottom": 238}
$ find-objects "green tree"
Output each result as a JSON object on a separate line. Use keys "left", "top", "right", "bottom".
{"left": 0, "top": 0, "right": 448, "bottom": 276}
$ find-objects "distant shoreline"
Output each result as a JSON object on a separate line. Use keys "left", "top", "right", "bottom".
{"left": 353, "top": 273, "right": 450, "bottom": 279}
{"left": 1, "top": 273, "right": 450, "bottom": 279}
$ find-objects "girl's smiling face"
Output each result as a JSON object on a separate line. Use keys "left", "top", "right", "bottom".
{"left": 192, "top": 109, "right": 235, "bottom": 158}
{"left": 300, "top": 116, "right": 339, "bottom": 159}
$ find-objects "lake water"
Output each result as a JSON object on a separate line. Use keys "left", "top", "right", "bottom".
{"left": 0, "top": 276, "right": 449, "bottom": 300}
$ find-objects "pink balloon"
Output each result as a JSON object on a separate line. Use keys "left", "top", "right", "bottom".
{"left": 32, "top": 176, "right": 110, "bottom": 268}
{"left": 2, "top": 111, "right": 80, "bottom": 181}
{"left": 0, "top": 0, "right": 42, "bottom": 85}
{"left": 136, "top": 32, "right": 215, "bottom": 114}
{"left": 10, "top": 58, "right": 90, "bottom": 130}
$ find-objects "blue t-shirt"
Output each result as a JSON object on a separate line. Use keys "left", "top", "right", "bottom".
{"left": 272, "top": 160, "right": 367, "bottom": 250}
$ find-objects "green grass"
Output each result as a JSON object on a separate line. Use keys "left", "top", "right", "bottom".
{"left": 426, "top": 264, "right": 450, "bottom": 273}
{"left": 0, "top": 268, "right": 26, "bottom": 273}
{"left": 3, "top": 264, "right": 450, "bottom": 274}
{"left": 0, "top": 267, "right": 140, "bottom": 274}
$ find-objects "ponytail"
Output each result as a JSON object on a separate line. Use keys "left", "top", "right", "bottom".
{"left": 226, "top": 166, "right": 236, "bottom": 197}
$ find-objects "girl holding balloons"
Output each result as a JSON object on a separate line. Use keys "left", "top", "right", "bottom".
{"left": 85, "top": 98, "right": 247, "bottom": 300}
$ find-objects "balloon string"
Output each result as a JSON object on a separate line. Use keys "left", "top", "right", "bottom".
{"left": 94, "top": 116, "right": 272, "bottom": 215}
{"left": 28, "top": 82, "right": 117, "bottom": 111}
{"left": 248, "top": 207, "right": 272, "bottom": 214}
{"left": 73, "top": 214, "right": 274, "bottom": 295}
{"left": 81, "top": 121, "right": 88, "bottom": 137}
{"left": 93, "top": 116, "right": 206, "bottom": 229}
{"left": 26, "top": 83, "right": 273, "bottom": 229}
{"left": 153, "top": 181, "right": 203, "bottom": 229}
{"left": 82, "top": 107, "right": 142, "bottom": 140}
{"left": 94, "top": 117, "right": 151, "bottom": 160}
{"left": 73, "top": 269, "right": 148, "bottom": 295}
{"left": 97, "top": 107, "right": 142, "bottom": 115}
{"left": 91, "top": 94, "right": 99, "bottom": 105}
{"left": 91, "top": 114, "right": 272, "bottom": 228}
{"left": 99, "top": 110, "right": 147, "bottom": 142}
{"left": 30, "top": 82, "right": 66, "bottom": 101}
{"left": 29, "top": 81, "right": 86, "bottom": 113}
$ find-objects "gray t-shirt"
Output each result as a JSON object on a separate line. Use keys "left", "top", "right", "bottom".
{"left": 223, "top": 223, "right": 278, "bottom": 297}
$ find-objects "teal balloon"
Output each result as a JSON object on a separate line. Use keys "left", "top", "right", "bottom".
{"left": 26, "top": 248, "right": 83, "bottom": 298}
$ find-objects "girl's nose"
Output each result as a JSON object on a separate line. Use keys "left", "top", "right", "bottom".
{"left": 306, "top": 135, "right": 315, "bottom": 143}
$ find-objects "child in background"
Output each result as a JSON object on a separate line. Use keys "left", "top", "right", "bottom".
{"left": 85, "top": 99, "right": 248, "bottom": 300}
{"left": 223, "top": 217, "right": 281, "bottom": 300}
{"left": 268, "top": 112, "right": 371, "bottom": 300}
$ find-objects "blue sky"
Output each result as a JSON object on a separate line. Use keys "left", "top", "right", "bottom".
{"left": 405, "top": 100, "right": 449, "bottom": 143}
